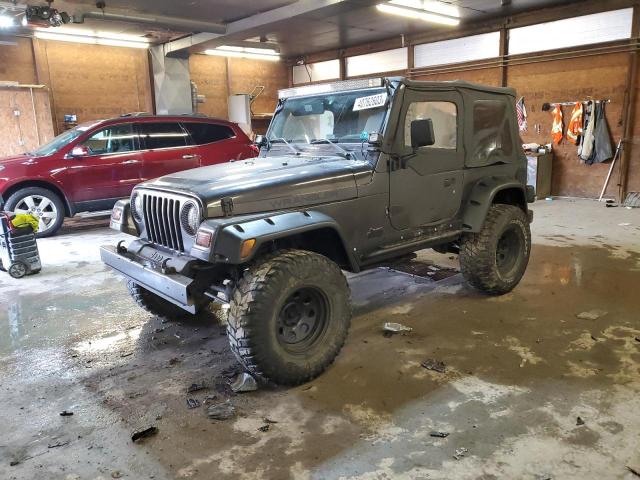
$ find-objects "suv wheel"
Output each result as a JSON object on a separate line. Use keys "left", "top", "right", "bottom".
{"left": 227, "top": 249, "right": 351, "bottom": 385}
{"left": 459, "top": 204, "right": 531, "bottom": 295}
{"left": 4, "top": 187, "right": 65, "bottom": 238}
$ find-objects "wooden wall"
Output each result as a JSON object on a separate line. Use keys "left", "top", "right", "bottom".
{"left": 189, "top": 54, "right": 288, "bottom": 120}
{"left": 0, "top": 36, "right": 37, "bottom": 85}
{"left": 32, "top": 39, "right": 154, "bottom": 133}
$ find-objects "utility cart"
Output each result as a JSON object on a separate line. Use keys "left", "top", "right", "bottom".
{"left": 0, "top": 213, "right": 42, "bottom": 279}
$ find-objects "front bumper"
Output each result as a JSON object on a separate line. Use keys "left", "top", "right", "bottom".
{"left": 100, "top": 244, "right": 198, "bottom": 313}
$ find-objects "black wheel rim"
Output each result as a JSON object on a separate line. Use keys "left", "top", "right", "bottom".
{"left": 496, "top": 226, "right": 524, "bottom": 277}
{"left": 276, "top": 287, "right": 329, "bottom": 354}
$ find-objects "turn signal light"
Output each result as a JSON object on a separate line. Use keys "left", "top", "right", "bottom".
{"left": 196, "top": 230, "right": 213, "bottom": 248}
{"left": 111, "top": 207, "right": 122, "bottom": 222}
{"left": 240, "top": 238, "right": 256, "bottom": 259}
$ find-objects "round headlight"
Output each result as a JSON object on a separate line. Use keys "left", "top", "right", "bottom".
{"left": 131, "top": 192, "right": 143, "bottom": 223}
{"left": 180, "top": 201, "right": 200, "bottom": 236}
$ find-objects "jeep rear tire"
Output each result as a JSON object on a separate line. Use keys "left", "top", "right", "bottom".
{"left": 227, "top": 249, "right": 351, "bottom": 386}
{"left": 127, "top": 280, "right": 196, "bottom": 322}
{"left": 459, "top": 204, "right": 531, "bottom": 295}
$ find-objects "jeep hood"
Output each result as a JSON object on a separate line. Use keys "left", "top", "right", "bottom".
{"left": 141, "top": 156, "right": 372, "bottom": 217}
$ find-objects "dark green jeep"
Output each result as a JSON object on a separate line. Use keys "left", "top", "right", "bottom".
{"left": 102, "top": 77, "right": 534, "bottom": 385}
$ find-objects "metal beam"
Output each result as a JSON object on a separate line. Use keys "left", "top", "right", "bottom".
{"left": 164, "top": 0, "right": 375, "bottom": 57}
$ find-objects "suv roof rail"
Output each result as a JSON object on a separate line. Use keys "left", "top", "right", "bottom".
{"left": 120, "top": 112, "right": 152, "bottom": 117}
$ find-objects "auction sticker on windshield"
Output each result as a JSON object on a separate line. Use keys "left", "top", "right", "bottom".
{"left": 353, "top": 93, "right": 387, "bottom": 112}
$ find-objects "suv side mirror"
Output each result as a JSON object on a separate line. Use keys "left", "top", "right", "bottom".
{"left": 411, "top": 119, "right": 435, "bottom": 149}
{"left": 69, "top": 145, "right": 89, "bottom": 157}
{"left": 254, "top": 135, "right": 267, "bottom": 148}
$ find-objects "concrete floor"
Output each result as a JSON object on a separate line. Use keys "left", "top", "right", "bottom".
{"left": 1, "top": 198, "right": 639, "bottom": 480}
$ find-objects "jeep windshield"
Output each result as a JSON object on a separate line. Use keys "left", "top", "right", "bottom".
{"left": 267, "top": 88, "right": 388, "bottom": 157}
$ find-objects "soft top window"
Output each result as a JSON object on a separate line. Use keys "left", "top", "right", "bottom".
{"left": 472, "top": 99, "right": 514, "bottom": 165}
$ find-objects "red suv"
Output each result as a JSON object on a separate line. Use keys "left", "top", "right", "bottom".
{"left": 0, "top": 115, "right": 258, "bottom": 237}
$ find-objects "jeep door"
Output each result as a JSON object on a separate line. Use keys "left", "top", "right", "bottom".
{"left": 138, "top": 122, "right": 200, "bottom": 180}
{"left": 389, "top": 89, "right": 464, "bottom": 230}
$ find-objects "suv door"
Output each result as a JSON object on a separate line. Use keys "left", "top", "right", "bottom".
{"left": 182, "top": 121, "right": 256, "bottom": 165}
{"left": 65, "top": 122, "right": 142, "bottom": 203}
{"left": 138, "top": 122, "right": 200, "bottom": 180}
{"left": 389, "top": 89, "right": 464, "bottom": 230}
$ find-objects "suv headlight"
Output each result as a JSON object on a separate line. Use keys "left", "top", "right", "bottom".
{"left": 131, "top": 192, "right": 143, "bottom": 223}
{"left": 180, "top": 201, "right": 200, "bottom": 236}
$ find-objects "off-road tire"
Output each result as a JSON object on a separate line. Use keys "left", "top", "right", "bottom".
{"left": 227, "top": 249, "right": 351, "bottom": 386}
{"left": 459, "top": 204, "right": 531, "bottom": 295}
{"left": 127, "top": 280, "right": 197, "bottom": 322}
{"left": 4, "top": 187, "right": 65, "bottom": 238}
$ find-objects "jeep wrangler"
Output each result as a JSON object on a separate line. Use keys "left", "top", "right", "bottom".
{"left": 101, "top": 77, "right": 535, "bottom": 385}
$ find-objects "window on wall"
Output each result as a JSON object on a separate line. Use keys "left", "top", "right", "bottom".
{"left": 346, "top": 47, "right": 408, "bottom": 78}
{"left": 473, "top": 100, "right": 513, "bottom": 164}
{"left": 509, "top": 8, "right": 633, "bottom": 55}
{"left": 414, "top": 32, "right": 501, "bottom": 68}
{"left": 404, "top": 101, "right": 457, "bottom": 149}
{"left": 293, "top": 59, "right": 340, "bottom": 85}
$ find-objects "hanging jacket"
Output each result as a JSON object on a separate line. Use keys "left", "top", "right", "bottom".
{"left": 579, "top": 101, "right": 596, "bottom": 161}
{"left": 566, "top": 102, "right": 583, "bottom": 145}
{"left": 587, "top": 102, "right": 613, "bottom": 165}
{"left": 551, "top": 105, "right": 563, "bottom": 144}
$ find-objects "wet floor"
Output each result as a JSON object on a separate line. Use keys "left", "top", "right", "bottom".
{"left": 0, "top": 200, "right": 639, "bottom": 479}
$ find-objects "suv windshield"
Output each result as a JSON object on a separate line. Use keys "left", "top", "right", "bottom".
{"left": 30, "top": 123, "right": 98, "bottom": 156}
{"left": 268, "top": 88, "right": 388, "bottom": 147}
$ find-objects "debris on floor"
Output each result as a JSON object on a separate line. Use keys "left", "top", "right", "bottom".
{"left": 387, "top": 257, "right": 459, "bottom": 281}
{"left": 47, "top": 440, "right": 69, "bottom": 449}
{"left": 627, "top": 465, "right": 640, "bottom": 478}
{"left": 421, "top": 358, "right": 446, "bottom": 373}
{"left": 429, "top": 431, "right": 449, "bottom": 438}
{"left": 187, "top": 382, "right": 207, "bottom": 393}
{"left": 186, "top": 398, "right": 201, "bottom": 409}
{"left": 453, "top": 447, "right": 468, "bottom": 460}
{"left": 59, "top": 410, "right": 73, "bottom": 416}
{"left": 207, "top": 400, "right": 236, "bottom": 420}
{"left": 230, "top": 372, "right": 259, "bottom": 393}
{"left": 258, "top": 424, "right": 271, "bottom": 432}
{"left": 111, "top": 470, "right": 123, "bottom": 478}
{"left": 263, "top": 418, "right": 278, "bottom": 424}
{"left": 131, "top": 426, "right": 158, "bottom": 443}
{"left": 576, "top": 310, "right": 608, "bottom": 320}
{"left": 576, "top": 416, "right": 585, "bottom": 426}
{"left": 383, "top": 322, "right": 413, "bottom": 335}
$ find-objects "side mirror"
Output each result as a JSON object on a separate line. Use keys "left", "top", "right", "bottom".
{"left": 411, "top": 119, "right": 435, "bottom": 149}
{"left": 254, "top": 135, "right": 268, "bottom": 148}
{"left": 69, "top": 145, "right": 89, "bottom": 157}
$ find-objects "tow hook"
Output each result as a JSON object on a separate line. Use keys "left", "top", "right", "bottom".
{"left": 161, "top": 258, "right": 176, "bottom": 275}
{"left": 116, "top": 240, "right": 127, "bottom": 254}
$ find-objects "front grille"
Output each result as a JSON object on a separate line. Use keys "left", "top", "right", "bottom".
{"left": 142, "top": 193, "right": 185, "bottom": 251}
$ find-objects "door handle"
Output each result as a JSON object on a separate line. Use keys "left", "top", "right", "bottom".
{"left": 182, "top": 154, "right": 199, "bottom": 160}
{"left": 123, "top": 159, "right": 140, "bottom": 165}
{"left": 443, "top": 177, "right": 456, "bottom": 187}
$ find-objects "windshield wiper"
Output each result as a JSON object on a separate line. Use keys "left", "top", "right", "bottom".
{"left": 310, "top": 138, "right": 352, "bottom": 159}
{"left": 268, "top": 137, "right": 301, "bottom": 155}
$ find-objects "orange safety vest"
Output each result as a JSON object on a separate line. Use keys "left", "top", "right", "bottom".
{"left": 566, "top": 102, "right": 583, "bottom": 145}
{"left": 551, "top": 105, "right": 563, "bottom": 145}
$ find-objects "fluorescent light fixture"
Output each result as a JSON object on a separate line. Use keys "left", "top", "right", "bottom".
{"left": 204, "top": 45, "right": 280, "bottom": 61}
{"left": 33, "top": 29, "right": 150, "bottom": 49}
{"left": 376, "top": 2, "right": 460, "bottom": 26}
{"left": 389, "top": 0, "right": 460, "bottom": 18}
{"left": 0, "top": 15, "right": 15, "bottom": 28}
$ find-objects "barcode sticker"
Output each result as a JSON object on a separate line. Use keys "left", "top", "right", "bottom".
{"left": 353, "top": 93, "right": 387, "bottom": 112}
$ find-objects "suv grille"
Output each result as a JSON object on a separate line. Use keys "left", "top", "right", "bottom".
{"left": 142, "top": 194, "right": 185, "bottom": 251}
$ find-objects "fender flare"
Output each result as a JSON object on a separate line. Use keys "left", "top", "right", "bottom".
{"left": 195, "top": 210, "right": 359, "bottom": 271}
{"left": 461, "top": 177, "right": 527, "bottom": 232}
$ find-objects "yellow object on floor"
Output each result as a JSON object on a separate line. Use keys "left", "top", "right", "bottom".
{"left": 11, "top": 213, "right": 39, "bottom": 233}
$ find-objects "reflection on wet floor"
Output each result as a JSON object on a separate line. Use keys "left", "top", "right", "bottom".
{"left": 1, "top": 239, "right": 639, "bottom": 479}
